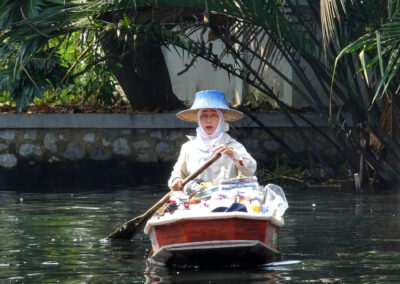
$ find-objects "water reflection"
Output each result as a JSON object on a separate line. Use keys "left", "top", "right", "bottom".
{"left": 0, "top": 187, "right": 157, "bottom": 282}
{"left": 0, "top": 186, "right": 399, "bottom": 282}
{"left": 144, "top": 262, "right": 291, "bottom": 283}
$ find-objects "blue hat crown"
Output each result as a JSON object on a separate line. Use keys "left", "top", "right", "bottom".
{"left": 191, "top": 90, "right": 230, "bottom": 110}
{"left": 176, "top": 90, "right": 243, "bottom": 122}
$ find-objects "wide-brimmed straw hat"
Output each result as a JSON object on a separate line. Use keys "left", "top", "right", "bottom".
{"left": 176, "top": 90, "right": 243, "bottom": 122}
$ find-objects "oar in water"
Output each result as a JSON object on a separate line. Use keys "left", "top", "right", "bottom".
{"left": 106, "top": 153, "right": 221, "bottom": 240}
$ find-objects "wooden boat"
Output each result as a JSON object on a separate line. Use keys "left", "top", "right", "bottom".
{"left": 144, "top": 210, "right": 284, "bottom": 267}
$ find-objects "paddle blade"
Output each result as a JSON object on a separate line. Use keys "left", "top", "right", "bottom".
{"left": 107, "top": 193, "right": 170, "bottom": 240}
{"left": 107, "top": 215, "right": 146, "bottom": 240}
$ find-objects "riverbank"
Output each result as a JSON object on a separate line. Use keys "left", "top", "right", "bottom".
{"left": 0, "top": 112, "right": 343, "bottom": 187}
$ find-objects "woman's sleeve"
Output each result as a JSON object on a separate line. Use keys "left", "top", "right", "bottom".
{"left": 168, "top": 145, "right": 189, "bottom": 189}
{"left": 231, "top": 142, "right": 257, "bottom": 177}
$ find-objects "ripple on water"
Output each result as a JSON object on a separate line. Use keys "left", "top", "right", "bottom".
{"left": 8, "top": 276, "right": 24, "bottom": 280}
{"left": 41, "top": 261, "right": 60, "bottom": 266}
{"left": 27, "top": 273, "right": 42, "bottom": 277}
{"left": 1, "top": 186, "right": 399, "bottom": 282}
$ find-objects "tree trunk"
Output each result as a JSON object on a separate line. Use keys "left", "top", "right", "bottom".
{"left": 101, "top": 31, "right": 184, "bottom": 111}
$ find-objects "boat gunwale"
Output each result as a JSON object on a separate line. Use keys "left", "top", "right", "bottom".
{"left": 144, "top": 211, "right": 284, "bottom": 234}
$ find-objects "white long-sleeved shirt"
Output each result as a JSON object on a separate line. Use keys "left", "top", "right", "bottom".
{"left": 168, "top": 133, "right": 257, "bottom": 189}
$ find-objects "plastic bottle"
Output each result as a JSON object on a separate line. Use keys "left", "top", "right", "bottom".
{"left": 251, "top": 199, "right": 261, "bottom": 212}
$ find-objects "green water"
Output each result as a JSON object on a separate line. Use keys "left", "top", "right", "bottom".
{"left": 0, "top": 185, "right": 399, "bottom": 283}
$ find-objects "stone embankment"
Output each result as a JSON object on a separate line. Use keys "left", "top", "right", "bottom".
{"left": 0, "top": 113, "right": 336, "bottom": 186}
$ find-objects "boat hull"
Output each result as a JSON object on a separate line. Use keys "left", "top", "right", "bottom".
{"left": 147, "top": 216, "right": 281, "bottom": 267}
{"left": 150, "top": 240, "right": 281, "bottom": 267}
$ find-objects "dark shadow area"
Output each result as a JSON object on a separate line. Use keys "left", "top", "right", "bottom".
{"left": 0, "top": 159, "right": 173, "bottom": 188}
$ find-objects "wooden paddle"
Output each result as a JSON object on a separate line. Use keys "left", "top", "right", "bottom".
{"left": 106, "top": 153, "right": 221, "bottom": 240}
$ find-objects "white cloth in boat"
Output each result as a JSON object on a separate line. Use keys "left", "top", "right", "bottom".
{"left": 168, "top": 132, "right": 257, "bottom": 189}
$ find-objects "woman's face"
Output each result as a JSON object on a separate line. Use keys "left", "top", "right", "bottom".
{"left": 200, "top": 109, "right": 220, "bottom": 135}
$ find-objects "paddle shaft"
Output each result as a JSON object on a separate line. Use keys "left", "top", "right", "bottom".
{"left": 182, "top": 152, "right": 221, "bottom": 186}
{"left": 107, "top": 152, "right": 221, "bottom": 240}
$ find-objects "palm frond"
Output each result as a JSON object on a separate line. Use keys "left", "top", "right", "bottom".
{"left": 320, "top": 0, "right": 354, "bottom": 52}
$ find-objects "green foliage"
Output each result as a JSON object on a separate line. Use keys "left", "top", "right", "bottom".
{"left": 1, "top": 0, "right": 395, "bottom": 113}
{"left": 0, "top": 90, "right": 12, "bottom": 104}
{"left": 52, "top": 31, "right": 118, "bottom": 106}
{"left": 335, "top": 2, "right": 400, "bottom": 106}
{"left": 0, "top": 0, "right": 112, "bottom": 109}
{"left": 257, "top": 154, "right": 310, "bottom": 181}
{"left": 337, "top": 162, "right": 350, "bottom": 179}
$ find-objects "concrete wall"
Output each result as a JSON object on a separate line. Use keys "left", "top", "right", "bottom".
{"left": 162, "top": 30, "right": 297, "bottom": 107}
{"left": 162, "top": 9, "right": 325, "bottom": 110}
{"left": 0, "top": 113, "right": 336, "bottom": 187}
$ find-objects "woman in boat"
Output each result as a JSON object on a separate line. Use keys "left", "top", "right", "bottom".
{"left": 168, "top": 90, "right": 257, "bottom": 192}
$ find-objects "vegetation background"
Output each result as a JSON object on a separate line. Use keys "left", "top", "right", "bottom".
{"left": 0, "top": 0, "right": 399, "bottom": 190}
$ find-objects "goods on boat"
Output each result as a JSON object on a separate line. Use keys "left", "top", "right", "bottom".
{"left": 144, "top": 178, "right": 288, "bottom": 267}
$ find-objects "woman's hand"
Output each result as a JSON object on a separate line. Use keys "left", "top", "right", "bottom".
{"left": 171, "top": 178, "right": 183, "bottom": 191}
{"left": 212, "top": 144, "right": 244, "bottom": 165}
{"left": 212, "top": 144, "right": 235, "bottom": 158}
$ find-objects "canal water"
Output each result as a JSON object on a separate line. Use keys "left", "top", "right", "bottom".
{"left": 0, "top": 185, "right": 399, "bottom": 283}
